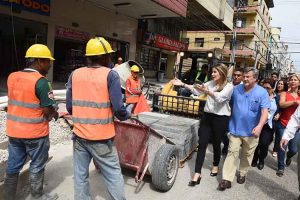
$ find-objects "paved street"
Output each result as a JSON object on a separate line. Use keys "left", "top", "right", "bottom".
{"left": 15, "top": 141, "right": 299, "bottom": 200}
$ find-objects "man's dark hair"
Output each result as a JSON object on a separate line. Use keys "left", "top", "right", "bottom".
{"left": 86, "top": 55, "right": 102, "bottom": 66}
{"left": 86, "top": 54, "right": 112, "bottom": 68}
{"left": 271, "top": 72, "right": 279, "bottom": 77}
{"left": 26, "top": 58, "right": 36, "bottom": 68}
{"left": 201, "top": 64, "right": 208, "bottom": 71}
{"left": 233, "top": 68, "right": 243, "bottom": 73}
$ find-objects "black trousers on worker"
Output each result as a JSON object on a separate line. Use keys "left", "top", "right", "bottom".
{"left": 252, "top": 123, "right": 274, "bottom": 164}
{"left": 194, "top": 112, "right": 229, "bottom": 173}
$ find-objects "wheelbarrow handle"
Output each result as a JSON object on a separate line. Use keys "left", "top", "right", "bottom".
{"left": 129, "top": 117, "right": 147, "bottom": 127}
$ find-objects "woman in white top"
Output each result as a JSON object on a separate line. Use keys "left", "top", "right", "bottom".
{"left": 173, "top": 64, "right": 233, "bottom": 186}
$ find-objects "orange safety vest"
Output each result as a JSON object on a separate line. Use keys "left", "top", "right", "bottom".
{"left": 125, "top": 77, "right": 141, "bottom": 104}
{"left": 72, "top": 67, "right": 115, "bottom": 140}
{"left": 6, "top": 71, "right": 49, "bottom": 138}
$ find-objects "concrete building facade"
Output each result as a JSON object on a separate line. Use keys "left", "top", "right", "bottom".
{"left": 0, "top": 0, "right": 235, "bottom": 89}
{"left": 183, "top": 0, "right": 274, "bottom": 69}
{"left": 269, "top": 27, "right": 293, "bottom": 77}
{"left": 0, "top": 0, "right": 186, "bottom": 83}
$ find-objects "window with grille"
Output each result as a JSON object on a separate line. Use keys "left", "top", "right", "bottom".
{"left": 195, "top": 38, "right": 204, "bottom": 47}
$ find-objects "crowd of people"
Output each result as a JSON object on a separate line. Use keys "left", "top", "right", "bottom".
{"left": 173, "top": 66, "right": 300, "bottom": 198}
{"left": 3, "top": 38, "right": 132, "bottom": 200}
{"left": 2, "top": 35, "right": 300, "bottom": 200}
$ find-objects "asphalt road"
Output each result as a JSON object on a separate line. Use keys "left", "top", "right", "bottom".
{"left": 15, "top": 141, "right": 299, "bottom": 200}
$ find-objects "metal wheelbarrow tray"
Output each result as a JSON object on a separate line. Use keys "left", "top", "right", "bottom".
{"left": 114, "top": 114, "right": 199, "bottom": 192}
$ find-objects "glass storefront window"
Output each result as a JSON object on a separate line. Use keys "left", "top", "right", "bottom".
{"left": 139, "top": 47, "right": 159, "bottom": 70}
{"left": 0, "top": 14, "right": 47, "bottom": 77}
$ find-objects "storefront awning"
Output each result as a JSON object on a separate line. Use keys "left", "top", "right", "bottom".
{"left": 87, "top": 0, "right": 184, "bottom": 19}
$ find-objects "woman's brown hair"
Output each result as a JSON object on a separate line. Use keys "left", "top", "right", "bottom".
{"left": 212, "top": 63, "right": 228, "bottom": 92}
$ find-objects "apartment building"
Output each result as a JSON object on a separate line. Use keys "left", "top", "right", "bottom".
{"left": 269, "top": 27, "right": 294, "bottom": 77}
{"left": 183, "top": 0, "right": 274, "bottom": 69}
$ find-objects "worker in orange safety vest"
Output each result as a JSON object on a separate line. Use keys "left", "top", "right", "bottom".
{"left": 66, "top": 37, "right": 130, "bottom": 200}
{"left": 4, "top": 44, "right": 58, "bottom": 200}
{"left": 125, "top": 65, "right": 142, "bottom": 113}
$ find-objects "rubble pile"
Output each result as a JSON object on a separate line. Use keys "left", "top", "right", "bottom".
{"left": 0, "top": 111, "right": 72, "bottom": 145}
{"left": 0, "top": 111, "right": 7, "bottom": 144}
{"left": 49, "top": 118, "right": 73, "bottom": 145}
{"left": 0, "top": 149, "right": 8, "bottom": 163}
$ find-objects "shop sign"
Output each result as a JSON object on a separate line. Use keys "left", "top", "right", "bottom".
{"left": 155, "top": 34, "right": 188, "bottom": 52}
{"left": 56, "top": 26, "right": 90, "bottom": 42}
{"left": 0, "top": 0, "right": 51, "bottom": 16}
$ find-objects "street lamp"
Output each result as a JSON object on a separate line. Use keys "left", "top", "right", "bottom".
{"left": 207, "top": 52, "right": 213, "bottom": 58}
{"left": 178, "top": 52, "right": 185, "bottom": 79}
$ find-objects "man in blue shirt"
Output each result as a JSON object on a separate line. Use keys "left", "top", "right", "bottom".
{"left": 218, "top": 67, "right": 270, "bottom": 191}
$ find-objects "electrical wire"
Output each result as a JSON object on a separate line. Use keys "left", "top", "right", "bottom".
{"left": 10, "top": 2, "right": 19, "bottom": 69}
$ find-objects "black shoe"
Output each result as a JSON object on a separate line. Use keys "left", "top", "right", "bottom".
{"left": 286, "top": 157, "right": 292, "bottom": 166}
{"left": 257, "top": 161, "right": 264, "bottom": 170}
{"left": 218, "top": 180, "right": 232, "bottom": 191}
{"left": 237, "top": 174, "right": 246, "bottom": 184}
{"left": 251, "top": 162, "right": 257, "bottom": 167}
{"left": 30, "top": 171, "right": 58, "bottom": 200}
{"left": 210, "top": 166, "right": 218, "bottom": 177}
{"left": 276, "top": 170, "right": 284, "bottom": 177}
{"left": 188, "top": 176, "right": 201, "bottom": 186}
{"left": 4, "top": 173, "right": 19, "bottom": 200}
{"left": 210, "top": 171, "right": 218, "bottom": 177}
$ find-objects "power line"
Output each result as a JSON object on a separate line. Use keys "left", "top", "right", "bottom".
{"left": 272, "top": 52, "right": 300, "bottom": 54}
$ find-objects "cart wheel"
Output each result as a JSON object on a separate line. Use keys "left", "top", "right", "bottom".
{"left": 151, "top": 144, "right": 178, "bottom": 192}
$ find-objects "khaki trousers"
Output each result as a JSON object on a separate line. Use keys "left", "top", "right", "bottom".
{"left": 222, "top": 134, "right": 259, "bottom": 182}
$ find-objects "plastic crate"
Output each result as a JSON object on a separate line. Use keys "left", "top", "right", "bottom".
{"left": 152, "top": 93, "right": 206, "bottom": 119}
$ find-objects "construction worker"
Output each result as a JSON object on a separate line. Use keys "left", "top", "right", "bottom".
{"left": 66, "top": 37, "right": 130, "bottom": 200}
{"left": 125, "top": 65, "right": 142, "bottom": 113}
{"left": 194, "top": 64, "right": 209, "bottom": 84}
{"left": 114, "top": 57, "right": 123, "bottom": 68}
{"left": 4, "top": 44, "right": 58, "bottom": 200}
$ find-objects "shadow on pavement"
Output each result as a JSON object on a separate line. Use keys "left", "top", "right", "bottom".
{"left": 247, "top": 170, "right": 297, "bottom": 200}
{"left": 17, "top": 155, "right": 74, "bottom": 200}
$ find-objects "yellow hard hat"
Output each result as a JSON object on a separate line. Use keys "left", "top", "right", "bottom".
{"left": 25, "top": 44, "right": 55, "bottom": 60}
{"left": 85, "top": 37, "right": 115, "bottom": 56}
{"left": 131, "top": 65, "right": 139, "bottom": 72}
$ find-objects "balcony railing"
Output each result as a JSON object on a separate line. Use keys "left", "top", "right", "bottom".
{"left": 223, "top": 48, "right": 256, "bottom": 57}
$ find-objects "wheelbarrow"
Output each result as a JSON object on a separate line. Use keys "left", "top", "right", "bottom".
{"left": 60, "top": 114, "right": 179, "bottom": 192}
{"left": 114, "top": 118, "right": 179, "bottom": 192}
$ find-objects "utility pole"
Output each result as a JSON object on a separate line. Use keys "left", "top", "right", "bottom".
{"left": 230, "top": 0, "right": 239, "bottom": 68}
{"left": 228, "top": 0, "right": 243, "bottom": 81}
{"left": 254, "top": 41, "right": 260, "bottom": 69}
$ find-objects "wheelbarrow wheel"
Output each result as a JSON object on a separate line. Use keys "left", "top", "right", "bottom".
{"left": 151, "top": 144, "right": 178, "bottom": 192}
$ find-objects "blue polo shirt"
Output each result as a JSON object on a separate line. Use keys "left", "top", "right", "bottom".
{"left": 229, "top": 84, "right": 270, "bottom": 137}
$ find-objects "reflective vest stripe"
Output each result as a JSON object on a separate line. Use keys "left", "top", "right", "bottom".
{"left": 127, "top": 94, "right": 139, "bottom": 97}
{"left": 7, "top": 114, "right": 45, "bottom": 124}
{"left": 72, "top": 117, "right": 113, "bottom": 124}
{"left": 8, "top": 99, "right": 40, "bottom": 108}
{"left": 72, "top": 67, "right": 115, "bottom": 140}
{"left": 72, "top": 100, "right": 111, "bottom": 108}
{"left": 6, "top": 71, "right": 49, "bottom": 139}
